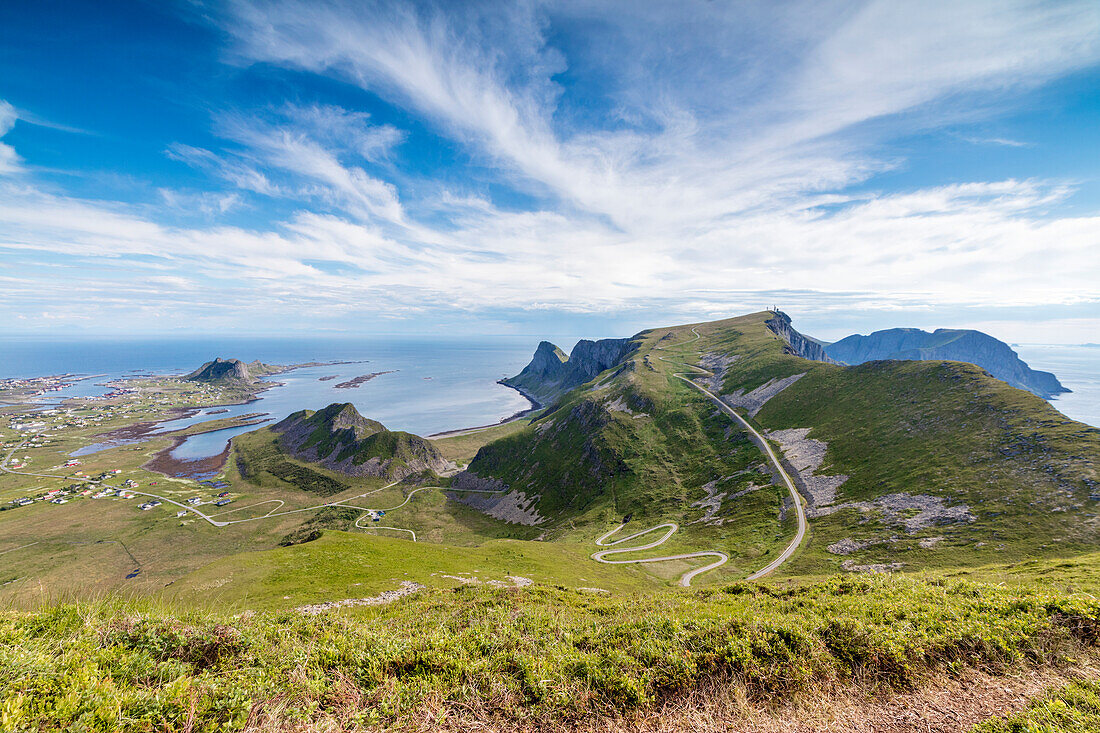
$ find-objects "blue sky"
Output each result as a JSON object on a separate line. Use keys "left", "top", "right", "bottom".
{"left": 0, "top": 0, "right": 1098, "bottom": 343}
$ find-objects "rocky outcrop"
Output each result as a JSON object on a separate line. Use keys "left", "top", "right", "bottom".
{"left": 765, "top": 311, "right": 837, "bottom": 363}
{"left": 447, "top": 471, "right": 545, "bottom": 525}
{"left": 272, "top": 403, "right": 451, "bottom": 480}
{"left": 723, "top": 373, "right": 806, "bottom": 416}
{"left": 818, "top": 492, "right": 976, "bottom": 533}
{"left": 767, "top": 427, "right": 849, "bottom": 513}
{"left": 296, "top": 581, "right": 424, "bottom": 614}
{"left": 185, "top": 357, "right": 279, "bottom": 385}
{"left": 503, "top": 336, "right": 640, "bottom": 405}
{"left": 824, "top": 328, "right": 1068, "bottom": 398}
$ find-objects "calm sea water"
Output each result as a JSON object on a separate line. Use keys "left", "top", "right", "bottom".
{"left": 1013, "top": 344, "right": 1100, "bottom": 429}
{"left": 3, "top": 338, "right": 1097, "bottom": 463}
{"left": 2, "top": 336, "right": 537, "bottom": 459}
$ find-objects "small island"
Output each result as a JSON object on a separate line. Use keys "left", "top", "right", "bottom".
{"left": 333, "top": 371, "right": 398, "bottom": 389}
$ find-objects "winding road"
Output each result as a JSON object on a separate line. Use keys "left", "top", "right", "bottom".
{"left": 6, "top": 328, "right": 807, "bottom": 585}
{"left": 589, "top": 327, "right": 807, "bottom": 585}
{"left": 3, "top": 435, "right": 511, "bottom": 547}
{"left": 592, "top": 523, "right": 729, "bottom": 587}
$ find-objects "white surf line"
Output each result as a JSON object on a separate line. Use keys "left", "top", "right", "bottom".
{"left": 591, "top": 523, "right": 729, "bottom": 588}
{"left": 653, "top": 334, "right": 808, "bottom": 581}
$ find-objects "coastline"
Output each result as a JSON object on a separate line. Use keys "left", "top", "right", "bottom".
{"left": 11, "top": 355, "right": 546, "bottom": 459}
{"left": 428, "top": 381, "right": 543, "bottom": 438}
{"left": 144, "top": 436, "right": 233, "bottom": 479}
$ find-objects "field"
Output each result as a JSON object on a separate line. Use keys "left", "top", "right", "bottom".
{"left": 7, "top": 559, "right": 1100, "bottom": 731}
{"left": 3, "top": 312, "right": 1100, "bottom": 730}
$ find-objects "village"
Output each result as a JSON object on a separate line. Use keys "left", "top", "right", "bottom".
{"left": 0, "top": 374, "right": 248, "bottom": 525}
{"left": 3, "top": 454, "right": 237, "bottom": 516}
{"left": 0, "top": 374, "right": 81, "bottom": 398}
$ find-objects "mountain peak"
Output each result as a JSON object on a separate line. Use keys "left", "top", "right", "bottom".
{"left": 503, "top": 336, "right": 638, "bottom": 406}
{"left": 824, "top": 327, "right": 1067, "bottom": 398}
{"left": 272, "top": 402, "right": 448, "bottom": 480}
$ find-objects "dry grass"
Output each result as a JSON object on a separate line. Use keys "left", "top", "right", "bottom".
{"left": 229, "top": 660, "right": 1099, "bottom": 732}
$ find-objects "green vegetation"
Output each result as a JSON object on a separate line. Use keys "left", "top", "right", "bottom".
{"left": 274, "top": 403, "right": 448, "bottom": 479}
{"left": 169, "top": 529, "right": 655, "bottom": 608}
{"left": 3, "top": 313, "right": 1100, "bottom": 730}
{"left": 234, "top": 431, "right": 351, "bottom": 496}
{"left": 465, "top": 311, "right": 1098, "bottom": 581}
{"left": 465, "top": 331, "right": 798, "bottom": 581}
{"left": 974, "top": 680, "right": 1100, "bottom": 732}
{"left": 277, "top": 507, "right": 362, "bottom": 546}
{"left": 753, "top": 333, "right": 1100, "bottom": 575}
{"left": 5, "top": 571, "right": 1100, "bottom": 731}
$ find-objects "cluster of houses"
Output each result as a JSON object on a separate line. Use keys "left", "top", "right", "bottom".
{"left": 7, "top": 483, "right": 138, "bottom": 509}
{"left": 0, "top": 375, "right": 77, "bottom": 397}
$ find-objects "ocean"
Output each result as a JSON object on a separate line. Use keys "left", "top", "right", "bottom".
{"left": 1012, "top": 344, "right": 1100, "bottom": 429}
{"left": 2, "top": 338, "right": 1098, "bottom": 464}
{"left": 2, "top": 336, "right": 539, "bottom": 460}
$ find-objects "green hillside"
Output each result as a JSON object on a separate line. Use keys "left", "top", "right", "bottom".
{"left": 464, "top": 311, "right": 1100, "bottom": 578}
{"left": 7, "top": 560, "right": 1100, "bottom": 732}
{"left": 4, "top": 310, "right": 1100, "bottom": 730}
{"left": 269, "top": 402, "right": 452, "bottom": 480}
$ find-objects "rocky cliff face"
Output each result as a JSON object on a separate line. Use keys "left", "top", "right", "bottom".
{"left": 824, "top": 328, "right": 1068, "bottom": 399}
{"left": 272, "top": 402, "right": 451, "bottom": 480}
{"left": 502, "top": 336, "right": 639, "bottom": 405}
{"left": 765, "top": 311, "right": 837, "bottom": 364}
{"left": 185, "top": 358, "right": 278, "bottom": 385}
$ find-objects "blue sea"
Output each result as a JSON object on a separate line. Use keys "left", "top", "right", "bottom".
{"left": 1013, "top": 344, "right": 1100, "bottom": 429}
{"left": 2, "top": 336, "right": 539, "bottom": 461}
{"left": 2, "top": 338, "right": 1098, "bottom": 464}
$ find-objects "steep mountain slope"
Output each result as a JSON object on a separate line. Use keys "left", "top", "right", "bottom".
{"left": 184, "top": 357, "right": 279, "bottom": 385}
{"left": 501, "top": 336, "right": 640, "bottom": 405}
{"left": 269, "top": 402, "right": 452, "bottom": 480}
{"left": 462, "top": 327, "right": 800, "bottom": 580}
{"left": 824, "top": 327, "right": 1067, "bottom": 398}
{"left": 765, "top": 310, "right": 837, "bottom": 363}
{"left": 465, "top": 311, "right": 1100, "bottom": 578}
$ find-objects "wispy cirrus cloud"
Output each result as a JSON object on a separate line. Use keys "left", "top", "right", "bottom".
{"left": 1, "top": 1, "right": 1099, "bottom": 339}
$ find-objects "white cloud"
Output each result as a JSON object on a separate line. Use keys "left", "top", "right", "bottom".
{"left": 2, "top": 4, "right": 1100, "bottom": 338}
{"left": 0, "top": 101, "right": 22, "bottom": 175}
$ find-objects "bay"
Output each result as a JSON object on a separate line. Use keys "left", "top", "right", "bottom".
{"left": 3, "top": 336, "right": 538, "bottom": 459}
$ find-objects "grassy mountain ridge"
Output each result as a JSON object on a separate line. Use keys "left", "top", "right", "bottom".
{"left": 466, "top": 329, "right": 795, "bottom": 578}
{"left": 468, "top": 311, "right": 1100, "bottom": 576}
{"left": 271, "top": 402, "right": 451, "bottom": 480}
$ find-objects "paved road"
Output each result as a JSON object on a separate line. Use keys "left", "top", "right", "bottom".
{"left": 591, "top": 522, "right": 729, "bottom": 587}
{"left": 654, "top": 328, "right": 808, "bottom": 580}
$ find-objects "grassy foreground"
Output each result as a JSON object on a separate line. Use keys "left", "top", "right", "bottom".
{"left": 975, "top": 679, "right": 1100, "bottom": 732}
{"left": 4, "top": 573, "right": 1100, "bottom": 731}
